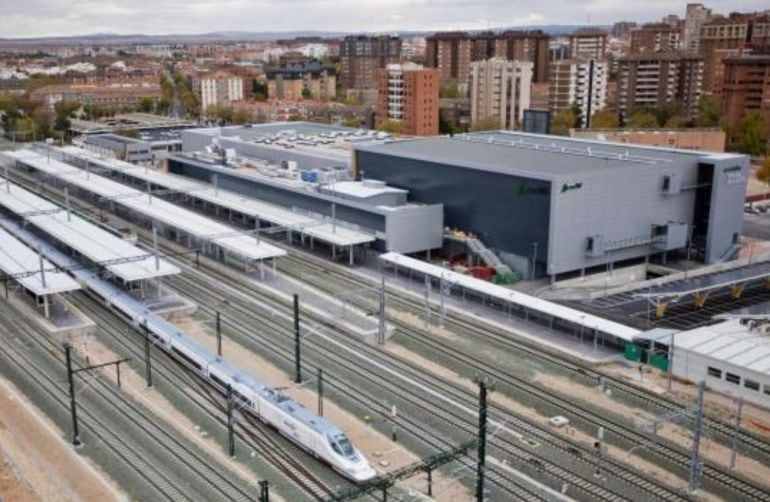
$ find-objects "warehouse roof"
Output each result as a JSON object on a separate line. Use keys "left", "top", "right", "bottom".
{"left": 674, "top": 319, "right": 770, "bottom": 375}
{"left": 357, "top": 131, "right": 743, "bottom": 181}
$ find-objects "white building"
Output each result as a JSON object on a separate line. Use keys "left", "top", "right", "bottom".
{"left": 668, "top": 318, "right": 770, "bottom": 409}
{"left": 201, "top": 72, "right": 245, "bottom": 113}
{"left": 469, "top": 58, "right": 533, "bottom": 130}
{"left": 684, "top": 3, "right": 713, "bottom": 52}
{"left": 549, "top": 58, "right": 608, "bottom": 128}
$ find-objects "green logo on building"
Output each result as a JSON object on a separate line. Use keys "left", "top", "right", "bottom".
{"left": 517, "top": 182, "right": 549, "bottom": 196}
{"left": 723, "top": 165, "right": 742, "bottom": 174}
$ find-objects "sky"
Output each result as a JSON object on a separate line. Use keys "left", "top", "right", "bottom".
{"left": 0, "top": 0, "right": 768, "bottom": 39}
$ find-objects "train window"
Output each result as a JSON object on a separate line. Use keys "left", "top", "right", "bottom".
{"left": 210, "top": 374, "right": 227, "bottom": 388}
{"left": 744, "top": 380, "right": 760, "bottom": 391}
{"left": 171, "top": 347, "right": 202, "bottom": 371}
{"left": 233, "top": 390, "right": 253, "bottom": 408}
{"left": 725, "top": 373, "right": 741, "bottom": 385}
{"left": 335, "top": 434, "right": 354, "bottom": 457}
{"left": 764, "top": 386, "right": 770, "bottom": 396}
{"left": 707, "top": 367, "right": 722, "bottom": 378}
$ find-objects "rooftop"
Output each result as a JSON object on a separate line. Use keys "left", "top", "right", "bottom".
{"left": 673, "top": 319, "right": 770, "bottom": 376}
{"left": 356, "top": 130, "right": 732, "bottom": 181}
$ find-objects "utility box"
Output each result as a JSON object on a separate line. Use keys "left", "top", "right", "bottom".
{"left": 652, "top": 222, "right": 688, "bottom": 251}
{"left": 586, "top": 235, "right": 606, "bottom": 257}
{"left": 662, "top": 173, "right": 682, "bottom": 195}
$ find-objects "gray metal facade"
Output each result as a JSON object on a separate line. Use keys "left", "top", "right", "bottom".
{"left": 166, "top": 156, "right": 443, "bottom": 254}
{"left": 355, "top": 131, "right": 749, "bottom": 278}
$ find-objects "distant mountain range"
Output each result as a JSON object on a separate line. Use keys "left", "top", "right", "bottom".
{"left": 0, "top": 25, "right": 612, "bottom": 46}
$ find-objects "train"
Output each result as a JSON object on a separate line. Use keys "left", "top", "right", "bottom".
{"left": 83, "top": 270, "right": 378, "bottom": 483}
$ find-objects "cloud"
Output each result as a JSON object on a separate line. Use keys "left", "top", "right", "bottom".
{"left": 0, "top": 0, "right": 768, "bottom": 38}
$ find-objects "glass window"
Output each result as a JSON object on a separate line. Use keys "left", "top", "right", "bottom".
{"left": 745, "top": 380, "right": 760, "bottom": 391}
{"left": 726, "top": 373, "right": 741, "bottom": 385}
{"left": 707, "top": 367, "right": 722, "bottom": 378}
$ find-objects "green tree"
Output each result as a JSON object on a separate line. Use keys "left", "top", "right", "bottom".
{"left": 301, "top": 87, "right": 313, "bottom": 100}
{"left": 696, "top": 94, "right": 721, "bottom": 127}
{"left": 731, "top": 111, "right": 768, "bottom": 156}
{"left": 440, "top": 83, "right": 460, "bottom": 99}
{"left": 470, "top": 116, "right": 500, "bottom": 132}
{"left": 138, "top": 97, "right": 155, "bottom": 113}
{"left": 665, "top": 114, "right": 688, "bottom": 128}
{"left": 626, "top": 109, "right": 658, "bottom": 128}
{"left": 376, "top": 120, "right": 407, "bottom": 134}
{"left": 652, "top": 101, "right": 683, "bottom": 127}
{"left": 550, "top": 109, "right": 576, "bottom": 135}
{"left": 342, "top": 116, "right": 361, "bottom": 128}
{"left": 232, "top": 108, "right": 253, "bottom": 125}
{"left": 589, "top": 109, "right": 619, "bottom": 129}
{"left": 757, "top": 156, "right": 770, "bottom": 190}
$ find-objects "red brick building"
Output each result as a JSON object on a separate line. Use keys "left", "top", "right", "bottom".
{"left": 377, "top": 63, "right": 439, "bottom": 136}
{"left": 722, "top": 55, "right": 770, "bottom": 143}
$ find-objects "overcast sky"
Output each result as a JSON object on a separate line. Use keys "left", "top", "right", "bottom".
{"left": 1, "top": 0, "right": 768, "bottom": 39}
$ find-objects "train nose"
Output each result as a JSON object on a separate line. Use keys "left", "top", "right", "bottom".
{"left": 350, "top": 464, "right": 377, "bottom": 483}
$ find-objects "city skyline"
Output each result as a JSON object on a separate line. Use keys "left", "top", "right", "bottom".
{"left": 2, "top": 0, "right": 769, "bottom": 39}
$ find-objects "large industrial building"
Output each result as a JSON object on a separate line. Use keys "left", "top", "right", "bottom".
{"left": 355, "top": 130, "right": 749, "bottom": 280}
{"left": 171, "top": 122, "right": 443, "bottom": 255}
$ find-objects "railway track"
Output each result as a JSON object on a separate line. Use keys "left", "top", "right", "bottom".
{"left": 0, "top": 300, "right": 257, "bottom": 502}
{"left": 164, "top": 253, "right": 688, "bottom": 502}
{"left": 70, "top": 292, "right": 341, "bottom": 501}
{"left": 275, "top": 254, "right": 770, "bottom": 501}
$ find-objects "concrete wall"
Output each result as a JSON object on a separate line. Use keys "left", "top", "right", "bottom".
{"left": 385, "top": 204, "right": 444, "bottom": 254}
{"left": 703, "top": 155, "right": 749, "bottom": 262}
{"left": 673, "top": 348, "right": 770, "bottom": 409}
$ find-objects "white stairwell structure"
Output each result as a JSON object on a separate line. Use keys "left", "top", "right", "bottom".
{"left": 449, "top": 231, "right": 513, "bottom": 276}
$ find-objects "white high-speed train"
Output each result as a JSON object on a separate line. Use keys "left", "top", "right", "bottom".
{"left": 87, "top": 275, "right": 378, "bottom": 483}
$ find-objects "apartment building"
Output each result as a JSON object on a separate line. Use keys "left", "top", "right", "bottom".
{"left": 339, "top": 35, "right": 402, "bottom": 90}
{"left": 30, "top": 82, "right": 161, "bottom": 110}
{"left": 200, "top": 71, "right": 244, "bottom": 112}
{"left": 425, "top": 31, "right": 549, "bottom": 85}
{"left": 684, "top": 3, "right": 713, "bottom": 52}
{"left": 700, "top": 13, "right": 770, "bottom": 94}
{"left": 617, "top": 52, "right": 703, "bottom": 120}
{"left": 265, "top": 61, "right": 336, "bottom": 101}
{"left": 376, "top": 63, "right": 439, "bottom": 136}
{"left": 722, "top": 55, "right": 770, "bottom": 144}
{"left": 630, "top": 23, "right": 682, "bottom": 53}
{"left": 568, "top": 28, "right": 609, "bottom": 59}
{"left": 469, "top": 58, "right": 533, "bottom": 130}
{"left": 549, "top": 58, "right": 608, "bottom": 128}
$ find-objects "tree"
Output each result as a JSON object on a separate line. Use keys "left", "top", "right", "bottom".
{"left": 696, "top": 94, "right": 721, "bottom": 127}
{"left": 376, "top": 120, "right": 407, "bottom": 134}
{"left": 232, "top": 108, "right": 253, "bottom": 125}
{"left": 138, "top": 97, "right": 155, "bottom": 113}
{"left": 652, "top": 101, "right": 683, "bottom": 127}
{"left": 665, "top": 114, "right": 688, "bottom": 128}
{"left": 470, "top": 116, "right": 500, "bottom": 132}
{"left": 589, "top": 109, "right": 619, "bottom": 129}
{"left": 731, "top": 111, "right": 768, "bottom": 157}
{"left": 440, "top": 83, "right": 460, "bottom": 99}
{"left": 550, "top": 109, "right": 576, "bottom": 135}
{"left": 301, "top": 87, "right": 313, "bottom": 100}
{"left": 342, "top": 116, "right": 361, "bottom": 128}
{"left": 757, "top": 157, "right": 770, "bottom": 190}
{"left": 626, "top": 109, "right": 658, "bottom": 128}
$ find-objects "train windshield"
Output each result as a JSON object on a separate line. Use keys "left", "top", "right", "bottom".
{"left": 329, "top": 434, "right": 355, "bottom": 457}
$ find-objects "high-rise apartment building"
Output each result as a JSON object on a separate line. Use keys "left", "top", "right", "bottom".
{"left": 722, "top": 55, "right": 770, "bottom": 143}
{"left": 200, "top": 71, "right": 244, "bottom": 112}
{"left": 549, "top": 58, "right": 608, "bottom": 128}
{"left": 568, "top": 28, "right": 609, "bottom": 59}
{"left": 265, "top": 61, "right": 336, "bottom": 101}
{"left": 630, "top": 23, "right": 682, "bottom": 53}
{"left": 617, "top": 52, "right": 703, "bottom": 120}
{"left": 700, "top": 13, "right": 770, "bottom": 94}
{"left": 376, "top": 63, "right": 439, "bottom": 136}
{"left": 339, "top": 35, "right": 402, "bottom": 90}
{"left": 684, "top": 3, "right": 713, "bottom": 52}
{"left": 469, "top": 58, "right": 533, "bottom": 130}
{"left": 425, "top": 31, "right": 549, "bottom": 85}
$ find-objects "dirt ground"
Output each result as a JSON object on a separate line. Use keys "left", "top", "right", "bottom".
{"left": 171, "top": 316, "right": 474, "bottom": 501}
{"left": 386, "top": 342, "right": 731, "bottom": 501}
{"left": 0, "top": 376, "right": 123, "bottom": 502}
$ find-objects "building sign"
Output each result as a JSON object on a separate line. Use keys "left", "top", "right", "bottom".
{"left": 723, "top": 165, "right": 744, "bottom": 186}
{"left": 560, "top": 182, "right": 583, "bottom": 193}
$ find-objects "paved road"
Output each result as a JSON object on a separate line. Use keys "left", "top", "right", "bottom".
{"left": 743, "top": 210, "right": 770, "bottom": 240}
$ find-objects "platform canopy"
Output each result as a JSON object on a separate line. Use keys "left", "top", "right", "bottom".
{"left": 4, "top": 149, "right": 286, "bottom": 262}
{"left": 0, "top": 227, "right": 81, "bottom": 296}
{"left": 0, "top": 178, "right": 180, "bottom": 282}
{"left": 379, "top": 252, "right": 641, "bottom": 343}
{"left": 59, "top": 146, "right": 376, "bottom": 248}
